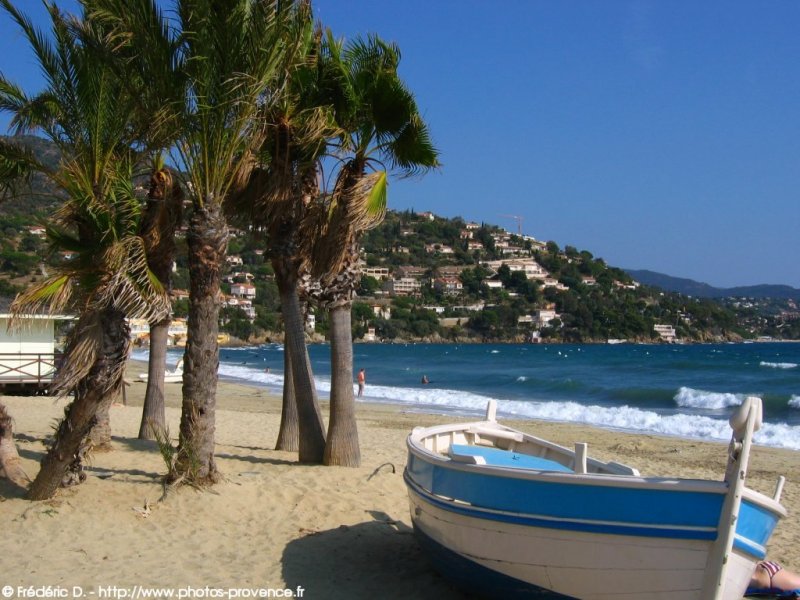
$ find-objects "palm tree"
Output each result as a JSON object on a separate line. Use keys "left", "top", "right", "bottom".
{"left": 308, "top": 33, "right": 439, "bottom": 466}
{"left": 164, "top": 0, "right": 305, "bottom": 483}
{"left": 226, "top": 16, "right": 335, "bottom": 462}
{"left": 0, "top": 0, "right": 169, "bottom": 499}
{"left": 137, "top": 161, "right": 183, "bottom": 440}
{"left": 86, "top": 0, "right": 311, "bottom": 482}
{"left": 82, "top": 1, "right": 187, "bottom": 442}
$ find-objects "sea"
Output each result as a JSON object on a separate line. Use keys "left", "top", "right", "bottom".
{"left": 133, "top": 342, "right": 800, "bottom": 451}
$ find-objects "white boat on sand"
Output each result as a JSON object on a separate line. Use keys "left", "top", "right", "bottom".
{"left": 404, "top": 397, "right": 786, "bottom": 599}
{"left": 136, "top": 359, "right": 183, "bottom": 384}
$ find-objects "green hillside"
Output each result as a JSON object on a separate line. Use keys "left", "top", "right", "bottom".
{"left": 1, "top": 135, "right": 797, "bottom": 342}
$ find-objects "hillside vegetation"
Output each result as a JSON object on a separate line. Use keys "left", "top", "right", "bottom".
{"left": 1, "top": 136, "right": 797, "bottom": 343}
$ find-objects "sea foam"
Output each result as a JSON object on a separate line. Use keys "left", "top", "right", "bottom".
{"left": 760, "top": 361, "right": 798, "bottom": 369}
{"left": 357, "top": 381, "right": 800, "bottom": 450}
{"left": 673, "top": 386, "right": 745, "bottom": 409}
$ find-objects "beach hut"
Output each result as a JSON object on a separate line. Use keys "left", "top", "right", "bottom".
{"left": 0, "top": 299, "right": 73, "bottom": 394}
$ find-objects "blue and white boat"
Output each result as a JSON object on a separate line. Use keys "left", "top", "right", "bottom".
{"left": 404, "top": 397, "right": 786, "bottom": 599}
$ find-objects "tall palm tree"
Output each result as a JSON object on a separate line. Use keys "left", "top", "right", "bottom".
{"left": 83, "top": 1, "right": 187, "bottom": 443}
{"left": 164, "top": 0, "right": 305, "bottom": 483}
{"left": 227, "top": 16, "right": 335, "bottom": 462}
{"left": 86, "top": 0, "right": 310, "bottom": 481}
{"left": 137, "top": 161, "right": 183, "bottom": 440}
{"left": 0, "top": 0, "right": 169, "bottom": 500}
{"left": 309, "top": 33, "right": 439, "bottom": 466}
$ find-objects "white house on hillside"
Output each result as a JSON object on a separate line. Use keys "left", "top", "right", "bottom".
{"left": 654, "top": 324, "right": 677, "bottom": 342}
{"left": 231, "top": 283, "right": 257, "bottom": 299}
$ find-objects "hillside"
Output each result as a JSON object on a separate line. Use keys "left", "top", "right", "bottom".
{"left": 0, "top": 135, "right": 797, "bottom": 343}
{"left": 354, "top": 211, "right": 800, "bottom": 343}
{"left": 625, "top": 269, "right": 800, "bottom": 300}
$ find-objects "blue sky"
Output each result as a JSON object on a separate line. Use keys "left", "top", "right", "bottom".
{"left": 2, "top": 1, "right": 798, "bottom": 288}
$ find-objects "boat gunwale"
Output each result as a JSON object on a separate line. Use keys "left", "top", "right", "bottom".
{"left": 406, "top": 421, "right": 787, "bottom": 517}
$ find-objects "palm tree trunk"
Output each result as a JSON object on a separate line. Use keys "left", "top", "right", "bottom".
{"left": 138, "top": 318, "right": 169, "bottom": 439}
{"left": 323, "top": 303, "right": 360, "bottom": 467}
{"left": 28, "top": 308, "right": 129, "bottom": 500}
{"left": 0, "top": 402, "right": 30, "bottom": 490}
{"left": 278, "top": 280, "right": 326, "bottom": 463}
{"left": 171, "top": 204, "right": 226, "bottom": 484}
{"left": 275, "top": 344, "right": 298, "bottom": 451}
{"left": 89, "top": 394, "right": 115, "bottom": 451}
{"left": 139, "top": 171, "right": 182, "bottom": 441}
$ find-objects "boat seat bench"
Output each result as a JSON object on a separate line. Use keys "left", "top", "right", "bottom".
{"left": 448, "top": 444, "right": 573, "bottom": 472}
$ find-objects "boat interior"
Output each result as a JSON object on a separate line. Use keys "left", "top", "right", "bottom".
{"left": 412, "top": 401, "right": 639, "bottom": 476}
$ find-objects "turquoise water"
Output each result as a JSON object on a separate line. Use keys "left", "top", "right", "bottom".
{"left": 135, "top": 342, "right": 800, "bottom": 450}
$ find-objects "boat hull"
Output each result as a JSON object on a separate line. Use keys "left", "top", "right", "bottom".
{"left": 404, "top": 399, "right": 785, "bottom": 600}
{"left": 408, "top": 480, "right": 759, "bottom": 600}
{"left": 136, "top": 373, "right": 183, "bottom": 384}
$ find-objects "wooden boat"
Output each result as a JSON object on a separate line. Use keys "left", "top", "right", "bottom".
{"left": 404, "top": 397, "right": 786, "bottom": 599}
{"left": 136, "top": 359, "right": 183, "bottom": 384}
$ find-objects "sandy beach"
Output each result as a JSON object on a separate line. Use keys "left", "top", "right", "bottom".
{"left": 2, "top": 362, "right": 798, "bottom": 599}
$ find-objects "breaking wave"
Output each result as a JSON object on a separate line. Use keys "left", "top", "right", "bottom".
{"left": 673, "top": 386, "right": 745, "bottom": 410}
{"left": 760, "top": 361, "right": 798, "bottom": 369}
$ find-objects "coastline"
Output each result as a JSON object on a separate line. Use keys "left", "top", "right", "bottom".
{"left": 1, "top": 362, "right": 798, "bottom": 598}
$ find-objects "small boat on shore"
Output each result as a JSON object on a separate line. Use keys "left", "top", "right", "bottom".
{"left": 404, "top": 397, "right": 786, "bottom": 599}
{"left": 137, "top": 359, "right": 183, "bottom": 384}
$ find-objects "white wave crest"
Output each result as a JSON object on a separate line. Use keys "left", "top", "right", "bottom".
{"left": 674, "top": 387, "right": 745, "bottom": 410}
{"left": 789, "top": 395, "right": 800, "bottom": 409}
{"left": 760, "top": 361, "right": 798, "bottom": 369}
{"left": 516, "top": 376, "right": 527, "bottom": 382}
{"left": 358, "top": 384, "right": 800, "bottom": 450}
{"left": 495, "top": 399, "right": 800, "bottom": 451}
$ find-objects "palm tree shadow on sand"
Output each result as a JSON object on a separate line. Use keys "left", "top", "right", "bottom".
{"left": 282, "top": 510, "right": 466, "bottom": 599}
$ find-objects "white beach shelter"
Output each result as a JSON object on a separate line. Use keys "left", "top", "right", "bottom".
{"left": 0, "top": 309, "right": 74, "bottom": 390}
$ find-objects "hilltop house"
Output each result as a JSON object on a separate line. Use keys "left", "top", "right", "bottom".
{"left": 230, "top": 283, "right": 256, "bottom": 300}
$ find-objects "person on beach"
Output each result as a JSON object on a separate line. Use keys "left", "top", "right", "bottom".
{"left": 357, "top": 368, "right": 365, "bottom": 397}
{"left": 748, "top": 560, "right": 800, "bottom": 596}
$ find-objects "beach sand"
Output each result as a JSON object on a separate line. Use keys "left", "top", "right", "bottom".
{"left": 1, "top": 362, "right": 798, "bottom": 599}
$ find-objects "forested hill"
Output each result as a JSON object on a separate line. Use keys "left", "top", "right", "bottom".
{"left": 624, "top": 269, "right": 800, "bottom": 301}
{"left": 357, "top": 211, "right": 798, "bottom": 342}
{"left": 0, "top": 134, "right": 797, "bottom": 342}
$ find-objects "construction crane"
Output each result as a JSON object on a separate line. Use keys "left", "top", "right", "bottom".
{"left": 499, "top": 214, "right": 524, "bottom": 235}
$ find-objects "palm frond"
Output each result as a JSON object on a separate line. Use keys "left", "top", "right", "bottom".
{"left": 49, "top": 311, "right": 104, "bottom": 396}
{"left": 309, "top": 167, "right": 387, "bottom": 281}
{"left": 322, "top": 31, "right": 440, "bottom": 179}
{"left": 101, "top": 235, "right": 170, "bottom": 322}
{"left": 10, "top": 274, "right": 73, "bottom": 323}
{"left": 82, "top": 0, "right": 185, "bottom": 151}
{"left": 173, "top": 0, "right": 305, "bottom": 209}
{"left": 386, "top": 113, "right": 441, "bottom": 176}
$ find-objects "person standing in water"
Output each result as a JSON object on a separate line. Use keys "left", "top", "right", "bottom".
{"left": 357, "top": 368, "right": 366, "bottom": 397}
